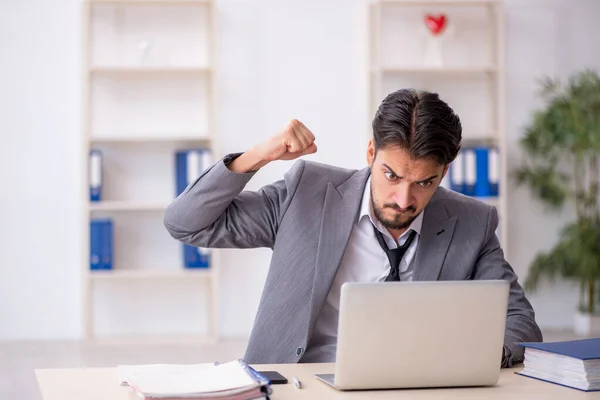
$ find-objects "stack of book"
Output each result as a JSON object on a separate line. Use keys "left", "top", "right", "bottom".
{"left": 118, "top": 360, "right": 272, "bottom": 399}
{"left": 518, "top": 338, "right": 600, "bottom": 392}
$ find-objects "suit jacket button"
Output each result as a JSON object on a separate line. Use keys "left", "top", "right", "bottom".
{"left": 296, "top": 347, "right": 304, "bottom": 357}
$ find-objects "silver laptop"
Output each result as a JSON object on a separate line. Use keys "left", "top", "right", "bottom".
{"left": 316, "top": 280, "right": 509, "bottom": 390}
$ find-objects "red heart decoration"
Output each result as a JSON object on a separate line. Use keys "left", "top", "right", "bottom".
{"left": 425, "top": 14, "right": 447, "bottom": 35}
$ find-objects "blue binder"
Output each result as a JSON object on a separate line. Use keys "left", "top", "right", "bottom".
{"left": 449, "top": 152, "right": 465, "bottom": 194}
{"left": 518, "top": 338, "right": 600, "bottom": 392}
{"left": 90, "top": 219, "right": 113, "bottom": 270}
{"left": 175, "top": 149, "right": 213, "bottom": 269}
{"left": 175, "top": 148, "right": 213, "bottom": 195}
{"left": 183, "top": 246, "right": 211, "bottom": 268}
{"left": 488, "top": 146, "right": 499, "bottom": 196}
{"left": 89, "top": 150, "right": 102, "bottom": 202}
{"left": 463, "top": 148, "right": 476, "bottom": 196}
{"left": 474, "top": 147, "right": 491, "bottom": 197}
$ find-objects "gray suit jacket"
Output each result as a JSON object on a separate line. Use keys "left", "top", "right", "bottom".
{"left": 163, "top": 153, "right": 543, "bottom": 367}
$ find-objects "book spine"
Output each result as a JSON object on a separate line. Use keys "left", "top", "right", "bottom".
{"left": 450, "top": 152, "right": 465, "bottom": 194}
{"left": 89, "top": 150, "right": 102, "bottom": 202}
{"left": 90, "top": 219, "right": 113, "bottom": 270}
{"left": 474, "top": 146, "right": 491, "bottom": 197}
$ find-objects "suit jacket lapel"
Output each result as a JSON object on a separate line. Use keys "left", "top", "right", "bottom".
{"left": 413, "top": 190, "right": 458, "bottom": 281}
{"left": 308, "top": 167, "right": 370, "bottom": 335}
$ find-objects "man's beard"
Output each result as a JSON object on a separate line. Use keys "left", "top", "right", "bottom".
{"left": 371, "top": 188, "right": 417, "bottom": 230}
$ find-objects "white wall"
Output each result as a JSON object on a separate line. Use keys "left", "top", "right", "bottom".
{"left": 0, "top": 0, "right": 83, "bottom": 339}
{"left": 1, "top": 0, "right": 598, "bottom": 340}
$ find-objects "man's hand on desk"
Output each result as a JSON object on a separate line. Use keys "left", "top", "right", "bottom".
{"left": 229, "top": 119, "right": 317, "bottom": 173}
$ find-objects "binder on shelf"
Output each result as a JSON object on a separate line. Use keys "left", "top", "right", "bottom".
{"left": 489, "top": 146, "right": 500, "bottom": 196}
{"left": 449, "top": 152, "right": 465, "bottom": 194}
{"left": 184, "top": 246, "right": 210, "bottom": 269}
{"left": 450, "top": 146, "right": 500, "bottom": 199}
{"left": 463, "top": 148, "right": 476, "bottom": 196}
{"left": 90, "top": 219, "right": 113, "bottom": 270}
{"left": 175, "top": 149, "right": 213, "bottom": 269}
{"left": 89, "top": 149, "right": 102, "bottom": 202}
{"left": 474, "top": 146, "right": 491, "bottom": 197}
{"left": 175, "top": 148, "right": 213, "bottom": 196}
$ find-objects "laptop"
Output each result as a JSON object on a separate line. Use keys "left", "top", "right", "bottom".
{"left": 316, "top": 280, "right": 510, "bottom": 390}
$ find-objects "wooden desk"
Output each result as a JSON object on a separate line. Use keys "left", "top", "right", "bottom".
{"left": 35, "top": 363, "right": 598, "bottom": 399}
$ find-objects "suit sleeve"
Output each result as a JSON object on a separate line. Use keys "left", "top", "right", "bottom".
{"left": 472, "top": 206, "right": 544, "bottom": 367}
{"left": 163, "top": 153, "right": 305, "bottom": 250}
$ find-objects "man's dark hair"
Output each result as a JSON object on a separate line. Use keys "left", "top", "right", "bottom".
{"left": 372, "top": 88, "right": 462, "bottom": 165}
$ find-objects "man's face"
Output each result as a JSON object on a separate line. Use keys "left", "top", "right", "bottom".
{"left": 366, "top": 141, "right": 448, "bottom": 233}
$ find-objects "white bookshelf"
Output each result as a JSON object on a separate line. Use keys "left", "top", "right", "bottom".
{"left": 368, "top": 0, "right": 508, "bottom": 253}
{"left": 82, "top": 0, "right": 219, "bottom": 342}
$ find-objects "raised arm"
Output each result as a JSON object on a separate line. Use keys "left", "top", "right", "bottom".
{"left": 163, "top": 119, "right": 317, "bottom": 250}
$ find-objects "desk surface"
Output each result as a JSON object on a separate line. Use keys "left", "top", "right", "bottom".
{"left": 35, "top": 363, "right": 598, "bottom": 399}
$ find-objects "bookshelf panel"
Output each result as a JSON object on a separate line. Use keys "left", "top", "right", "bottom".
{"left": 90, "top": 212, "right": 184, "bottom": 271}
{"left": 90, "top": 3, "right": 210, "bottom": 68}
{"left": 90, "top": 74, "right": 209, "bottom": 138}
{"left": 378, "top": 4, "right": 494, "bottom": 69}
{"left": 380, "top": 73, "right": 493, "bottom": 141}
{"left": 92, "top": 279, "right": 210, "bottom": 336}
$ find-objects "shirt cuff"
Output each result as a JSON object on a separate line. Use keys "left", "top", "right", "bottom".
{"left": 223, "top": 152, "right": 244, "bottom": 165}
{"left": 501, "top": 345, "right": 513, "bottom": 368}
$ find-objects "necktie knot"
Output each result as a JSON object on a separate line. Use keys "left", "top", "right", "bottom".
{"left": 373, "top": 225, "right": 417, "bottom": 282}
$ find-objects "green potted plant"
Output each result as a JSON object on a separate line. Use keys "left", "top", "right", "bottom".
{"left": 515, "top": 69, "right": 600, "bottom": 337}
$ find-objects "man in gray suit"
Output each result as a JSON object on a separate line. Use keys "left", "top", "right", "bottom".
{"left": 164, "top": 89, "right": 543, "bottom": 368}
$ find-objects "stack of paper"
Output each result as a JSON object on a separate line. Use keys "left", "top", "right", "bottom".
{"left": 518, "top": 338, "right": 600, "bottom": 392}
{"left": 118, "top": 360, "right": 272, "bottom": 400}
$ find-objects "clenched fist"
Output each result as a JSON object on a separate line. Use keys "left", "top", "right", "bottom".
{"left": 257, "top": 119, "right": 317, "bottom": 161}
{"left": 229, "top": 119, "right": 318, "bottom": 173}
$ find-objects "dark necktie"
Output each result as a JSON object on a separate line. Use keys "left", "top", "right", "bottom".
{"left": 373, "top": 225, "right": 417, "bottom": 282}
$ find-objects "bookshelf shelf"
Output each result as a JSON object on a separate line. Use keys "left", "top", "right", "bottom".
{"left": 90, "top": 269, "right": 213, "bottom": 281}
{"left": 478, "top": 197, "right": 499, "bottom": 207}
{"left": 379, "top": 0, "right": 499, "bottom": 5}
{"left": 83, "top": 0, "right": 219, "bottom": 342}
{"left": 90, "top": 135, "right": 211, "bottom": 145}
{"left": 90, "top": 0, "right": 211, "bottom": 5}
{"left": 461, "top": 136, "right": 497, "bottom": 146}
{"left": 89, "top": 201, "right": 170, "bottom": 212}
{"left": 90, "top": 66, "right": 212, "bottom": 75}
{"left": 89, "top": 333, "right": 217, "bottom": 346}
{"left": 375, "top": 66, "right": 497, "bottom": 74}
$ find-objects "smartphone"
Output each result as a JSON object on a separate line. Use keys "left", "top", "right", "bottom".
{"left": 258, "top": 370, "right": 288, "bottom": 384}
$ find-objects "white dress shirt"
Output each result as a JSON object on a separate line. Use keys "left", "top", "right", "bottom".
{"left": 301, "top": 176, "right": 424, "bottom": 363}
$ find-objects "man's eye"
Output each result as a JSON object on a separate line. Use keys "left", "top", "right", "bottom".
{"left": 419, "top": 181, "right": 433, "bottom": 188}
{"left": 384, "top": 171, "right": 398, "bottom": 181}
